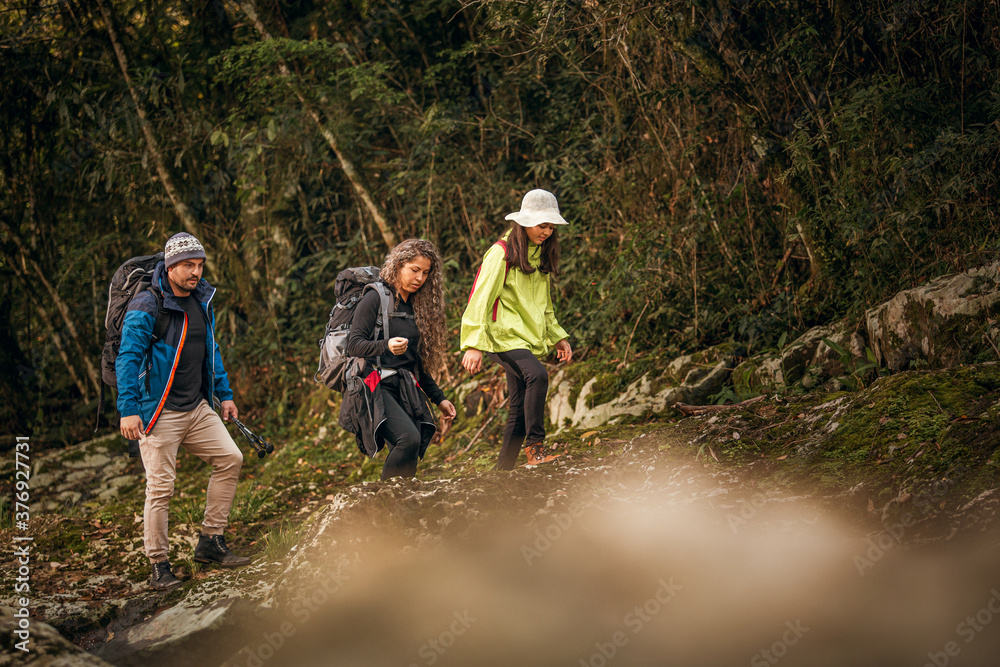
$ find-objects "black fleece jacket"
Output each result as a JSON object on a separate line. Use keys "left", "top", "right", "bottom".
{"left": 345, "top": 288, "right": 446, "bottom": 405}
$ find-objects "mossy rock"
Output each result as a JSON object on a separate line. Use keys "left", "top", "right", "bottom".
{"left": 700, "top": 363, "right": 1000, "bottom": 528}
{"left": 865, "top": 261, "right": 1000, "bottom": 371}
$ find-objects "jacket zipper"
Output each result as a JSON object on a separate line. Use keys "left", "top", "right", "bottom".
{"left": 145, "top": 313, "right": 188, "bottom": 434}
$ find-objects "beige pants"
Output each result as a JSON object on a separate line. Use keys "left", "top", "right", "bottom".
{"left": 138, "top": 399, "right": 243, "bottom": 563}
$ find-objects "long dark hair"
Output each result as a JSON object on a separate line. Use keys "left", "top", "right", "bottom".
{"left": 505, "top": 224, "right": 560, "bottom": 276}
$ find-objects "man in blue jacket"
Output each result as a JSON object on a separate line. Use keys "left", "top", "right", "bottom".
{"left": 117, "top": 232, "right": 250, "bottom": 591}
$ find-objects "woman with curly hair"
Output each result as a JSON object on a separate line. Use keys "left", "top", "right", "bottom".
{"left": 461, "top": 189, "right": 572, "bottom": 469}
{"left": 340, "top": 238, "right": 457, "bottom": 479}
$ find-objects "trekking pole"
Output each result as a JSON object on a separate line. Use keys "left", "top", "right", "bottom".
{"left": 213, "top": 399, "right": 274, "bottom": 459}
{"left": 230, "top": 417, "right": 275, "bottom": 459}
{"left": 243, "top": 419, "right": 275, "bottom": 456}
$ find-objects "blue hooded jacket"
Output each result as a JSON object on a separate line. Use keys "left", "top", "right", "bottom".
{"left": 115, "top": 261, "right": 234, "bottom": 434}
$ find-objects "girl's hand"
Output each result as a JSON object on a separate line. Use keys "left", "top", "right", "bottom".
{"left": 388, "top": 337, "right": 409, "bottom": 355}
{"left": 555, "top": 339, "right": 573, "bottom": 363}
{"left": 438, "top": 399, "right": 457, "bottom": 421}
{"left": 462, "top": 349, "right": 483, "bottom": 374}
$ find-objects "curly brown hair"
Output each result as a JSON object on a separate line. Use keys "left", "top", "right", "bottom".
{"left": 380, "top": 238, "right": 447, "bottom": 377}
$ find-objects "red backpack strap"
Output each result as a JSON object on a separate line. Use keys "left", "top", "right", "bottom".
{"left": 468, "top": 239, "right": 511, "bottom": 304}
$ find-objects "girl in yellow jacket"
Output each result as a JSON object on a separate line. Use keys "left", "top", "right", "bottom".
{"left": 461, "top": 189, "right": 573, "bottom": 469}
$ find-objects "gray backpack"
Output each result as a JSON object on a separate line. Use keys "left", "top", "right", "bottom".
{"left": 315, "top": 267, "right": 395, "bottom": 392}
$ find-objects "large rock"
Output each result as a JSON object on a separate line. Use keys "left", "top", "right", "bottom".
{"left": 0, "top": 606, "right": 113, "bottom": 666}
{"left": 865, "top": 261, "right": 1000, "bottom": 370}
{"left": 548, "top": 345, "right": 738, "bottom": 430}
{"left": 92, "top": 598, "right": 270, "bottom": 667}
{"left": 12, "top": 434, "right": 138, "bottom": 514}
{"left": 733, "top": 323, "right": 866, "bottom": 394}
{"left": 733, "top": 262, "right": 1000, "bottom": 394}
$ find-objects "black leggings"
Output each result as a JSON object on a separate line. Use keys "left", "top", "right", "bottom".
{"left": 489, "top": 349, "right": 548, "bottom": 470}
{"left": 378, "top": 388, "right": 422, "bottom": 480}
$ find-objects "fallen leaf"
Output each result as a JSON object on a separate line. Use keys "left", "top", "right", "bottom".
{"left": 867, "top": 498, "right": 875, "bottom": 512}
{"left": 776, "top": 455, "right": 788, "bottom": 460}
{"left": 581, "top": 430, "right": 599, "bottom": 439}
{"left": 898, "top": 493, "right": 912, "bottom": 503}
{"left": 897, "top": 433, "right": 907, "bottom": 439}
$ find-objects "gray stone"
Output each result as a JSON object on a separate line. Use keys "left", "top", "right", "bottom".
{"left": 56, "top": 491, "right": 83, "bottom": 505}
{"left": 29, "top": 472, "right": 59, "bottom": 489}
{"left": 780, "top": 325, "right": 836, "bottom": 386}
{"left": 64, "top": 454, "right": 112, "bottom": 470}
{"left": 548, "top": 345, "right": 738, "bottom": 430}
{"left": 732, "top": 352, "right": 783, "bottom": 393}
{"left": 734, "top": 323, "right": 867, "bottom": 393}
{"left": 866, "top": 261, "right": 1000, "bottom": 371}
{"left": 0, "top": 606, "right": 114, "bottom": 666}
{"left": 65, "top": 470, "right": 93, "bottom": 484}
{"left": 93, "top": 598, "right": 272, "bottom": 667}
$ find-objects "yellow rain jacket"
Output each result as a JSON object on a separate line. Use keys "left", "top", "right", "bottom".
{"left": 461, "top": 233, "right": 569, "bottom": 357}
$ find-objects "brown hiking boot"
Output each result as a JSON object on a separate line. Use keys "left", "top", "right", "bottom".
{"left": 523, "top": 442, "right": 561, "bottom": 466}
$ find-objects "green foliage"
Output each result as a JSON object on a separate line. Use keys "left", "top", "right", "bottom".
{"left": 821, "top": 338, "right": 880, "bottom": 391}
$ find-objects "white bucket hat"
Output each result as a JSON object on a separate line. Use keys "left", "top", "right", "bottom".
{"left": 504, "top": 189, "right": 569, "bottom": 227}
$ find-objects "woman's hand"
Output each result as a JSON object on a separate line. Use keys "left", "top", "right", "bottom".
{"left": 438, "top": 399, "right": 457, "bottom": 421}
{"left": 555, "top": 339, "right": 573, "bottom": 363}
{"left": 462, "top": 349, "right": 483, "bottom": 374}
{"left": 388, "top": 337, "right": 409, "bottom": 355}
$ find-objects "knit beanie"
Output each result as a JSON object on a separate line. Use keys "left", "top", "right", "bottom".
{"left": 164, "top": 232, "right": 207, "bottom": 270}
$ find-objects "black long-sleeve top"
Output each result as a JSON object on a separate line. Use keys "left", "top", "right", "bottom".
{"left": 346, "top": 288, "right": 446, "bottom": 406}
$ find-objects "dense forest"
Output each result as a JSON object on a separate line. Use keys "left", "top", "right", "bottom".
{"left": 2, "top": 0, "right": 998, "bottom": 445}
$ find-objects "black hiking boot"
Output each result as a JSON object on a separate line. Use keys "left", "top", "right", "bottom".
{"left": 193, "top": 533, "right": 251, "bottom": 568}
{"left": 150, "top": 561, "right": 183, "bottom": 591}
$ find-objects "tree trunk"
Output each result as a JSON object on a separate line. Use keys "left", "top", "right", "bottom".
{"left": 94, "top": 0, "right": 202, "bottom": 241}
{"left": 1, "top": 221, "right": 102, "bottom": 397}
{"left": 238, "top": 0, "right": 398, "bottom": 250}
{"left": 38, "top": 301, "right": 91, "bottom": 401}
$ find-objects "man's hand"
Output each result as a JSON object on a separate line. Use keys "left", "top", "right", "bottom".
{"left": 462, "top": 349, "right": 483, "bottom": 374}
{"left": 438, "top": 399, "right": 457, "bottom": 421}
{"left": 554, "top": 339, "right": 573, "bottom": 363}
{"left": 120, "top": 415, "right": 144, "bottom": 441}
{"left": 221, "top": 400, "right": 238, "bottom": 422}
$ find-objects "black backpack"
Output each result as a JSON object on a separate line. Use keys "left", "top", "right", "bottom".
{"left": 315, "top": 266, "right": 407, "bottom": 393}
{"left": 95, "top": 253, "right": 171, "bottom": 436}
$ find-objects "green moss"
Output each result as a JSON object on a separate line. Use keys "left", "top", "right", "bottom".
{"left": 586, "top": 373, "right": 620, "bottom": 409}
